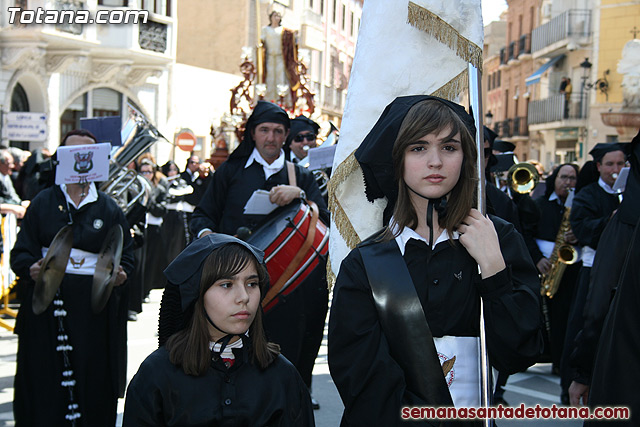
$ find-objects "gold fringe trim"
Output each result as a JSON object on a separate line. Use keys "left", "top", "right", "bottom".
{"left": 407, "top": 1, "right": 483, "bottom": 73}
{"left": 326, "top": 253, "right": 336, "bottom": 292}
{"left": 431, "top": 69, "right": 468, "bottom": 101}
{"left": 327, "top": 151, "right": 362, "bottom": 251}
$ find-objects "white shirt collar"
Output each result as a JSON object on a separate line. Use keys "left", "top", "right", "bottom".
{"left": 598, "top": 177, "right": 617, "bottom": 194}
{"left": 60, "top": 182, "right": 98, "bottom": 209}
{"left": 390, "top": 217, "right": 460, "bottom": 255}
{"left": 548, "top": 191, "right": 565, "bottom": 206}
{"left": 245, "top": 147, "right": 285, "bottom": 180}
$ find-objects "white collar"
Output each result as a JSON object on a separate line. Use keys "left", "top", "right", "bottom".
{"left": 60, "top": 182, "right": 98, "bottom": 210}
{"left": 245, "top": 147, "right": 285, "bottom": 180}
{"left": 390, "top": 217, "right": 460, "bottom": 255}
{"left": 548, "top": 191, "right": 565, "bottom": 206}
{"left": 598, "top": 177, "right": 617, "bottom": 194}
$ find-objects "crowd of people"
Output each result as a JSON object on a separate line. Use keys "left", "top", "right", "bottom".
{"left": 1, "top": 97, "right": 638, "bottom": 426}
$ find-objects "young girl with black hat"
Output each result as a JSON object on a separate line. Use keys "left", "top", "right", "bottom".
{"left": 328, "top": 96, "right": 543, "bottom": 425}
{"left": 123, "top": 234, "right": 315, "bottom": 426}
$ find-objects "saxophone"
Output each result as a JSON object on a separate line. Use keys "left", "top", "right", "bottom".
{"left": 540, "top": 189, "right": 579, "bottom": 298}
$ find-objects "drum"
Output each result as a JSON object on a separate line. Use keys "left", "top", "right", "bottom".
{"left": 247, "top": 200, "right": 329, "bottom": 312}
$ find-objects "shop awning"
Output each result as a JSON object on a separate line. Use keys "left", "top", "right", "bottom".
{"left": 525, "top": 54, "right": 565, "bottom": 86}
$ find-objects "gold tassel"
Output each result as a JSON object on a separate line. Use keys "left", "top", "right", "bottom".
{"left": 407, "top": 1, "right": 483, "bottom": 73}
{"left": 328, "top": 151, "right": 363, "bottom": 250}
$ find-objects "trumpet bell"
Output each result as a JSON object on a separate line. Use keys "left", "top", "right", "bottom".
{"left": 91, "top": 225, "right": 124, "bottom": 313}
{"left": 508, "top": 162, "right": 540, "bottom": 194}
{"left": 33, "top": 225, "right": 74, "bottom": 315}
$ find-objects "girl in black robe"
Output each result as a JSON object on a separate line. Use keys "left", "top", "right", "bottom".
{"left": 123, "top": 234, "right": 315, "bottom": 426}
{"left": 10, "top": 130, "right": 135, "bottom": 426}
{"left": 328, "top": 96, "right": 543, "bottom": 426}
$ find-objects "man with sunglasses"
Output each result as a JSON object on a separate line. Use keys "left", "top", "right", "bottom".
{"left": 284, "top": 116, "right": 320, "bottom": 163}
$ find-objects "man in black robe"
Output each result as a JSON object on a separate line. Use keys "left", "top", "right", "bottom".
{"left": 581, "top": 131, "right": 639, "bottom": 425}
{"left": 190, "top": 101, "right": 329, "bottom": 408}
{"left": 568, "top": 142, "right": 628, "bottom": 405}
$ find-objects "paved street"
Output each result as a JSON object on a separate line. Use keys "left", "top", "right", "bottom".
{"left": 1, "top": 290, "right": 581, "bottom": 426}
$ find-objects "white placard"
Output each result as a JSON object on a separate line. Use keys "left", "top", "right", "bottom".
{"left": 613, "top": 167, "right": 630, "bottom": 193}
{"left": 55, "top": 143, "right": 111, "bottom": 185}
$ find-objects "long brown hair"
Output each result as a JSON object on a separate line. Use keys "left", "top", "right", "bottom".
{"left": 165, "top": 244, "right": 279, "bottom": 375}
{"left": 385, "top": 99, "right": 477, "bottom": 240}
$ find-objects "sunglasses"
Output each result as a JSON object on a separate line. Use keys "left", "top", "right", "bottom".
{"left": 293, "top": 133, "right": 316, "bottom": 142}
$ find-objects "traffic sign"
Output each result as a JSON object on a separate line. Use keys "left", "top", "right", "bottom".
{"left": 175, "top": 130, "right": 197, "bottom": 152}
{"left": 5, "top": 112, "right": 47, "bottom": 142}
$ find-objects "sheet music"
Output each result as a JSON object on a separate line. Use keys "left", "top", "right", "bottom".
{"left": 243, "top": 190, "right": 278, "bottom": 215}
{"left": 307, "top": 144, "right": 337, "bottom": 170}
{"left": 613, "top": 167, "right": 629, "bottom": 193}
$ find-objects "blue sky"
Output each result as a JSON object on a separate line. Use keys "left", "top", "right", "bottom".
{"left": 482, "top": 0, "right": 508, "bottom": 24}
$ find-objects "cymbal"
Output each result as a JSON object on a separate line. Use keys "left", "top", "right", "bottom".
{"left": 32, "top": 225, "right": 74, "bottom": 315}
{"left": 91, "top": 225, "right": 124, "bottom": 313}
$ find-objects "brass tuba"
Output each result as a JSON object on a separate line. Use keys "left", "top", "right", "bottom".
{"left": 541, "top": 188, "right": 579, "bottom": 298}
{"left": 508, "top": 162, "right": 539, "bottom": 194}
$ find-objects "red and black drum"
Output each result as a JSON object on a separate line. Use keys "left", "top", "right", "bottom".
{"left": 247, "top": 200, "right": 329, "bottom": 312}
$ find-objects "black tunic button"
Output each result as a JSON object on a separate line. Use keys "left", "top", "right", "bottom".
{"left": 224, "top": 398, "right": 231, "bottom": 405}
{"left": 223, "top": 375, "right": 230, "bottom": 383}
{"left": 433, "top": 279, "right": 439, "bottom": 286}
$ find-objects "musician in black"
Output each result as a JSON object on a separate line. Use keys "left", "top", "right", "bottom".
{"left": 10, "top": 129, "right": 135, "bottom": 426}
{"left": 284, "top": 115, "right": 320, "bottom": 163}
{"left": 530, "top": 163, "right": 581, "bottom": 403}
{"left": 190, "top": 101, "right": 329, "bottom": 408}
{"left": 328, "top": 96, "right": 543, "bottom": 426}
{"left": 568, "top": 143, "right": 627, "bottom": 405}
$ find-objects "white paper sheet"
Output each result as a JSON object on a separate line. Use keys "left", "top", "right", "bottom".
{"left": 243, "top": 190, "right": 278, "bottom": 215}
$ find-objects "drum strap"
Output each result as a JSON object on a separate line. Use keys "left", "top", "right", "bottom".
{"left": 286, "top": 161, "right": 296, "bottom": 187}
{"left": 262, "top": 200, "right": 320, "bottom": 308}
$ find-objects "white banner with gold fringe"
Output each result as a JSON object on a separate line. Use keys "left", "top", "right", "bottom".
{"left": 328, "top": 0, "right": 484, "bottom": 283}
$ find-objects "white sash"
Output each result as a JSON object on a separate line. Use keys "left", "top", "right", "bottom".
{"left": 41, "top": 247, "right": 98, "bottom": 275}
{"left": 433, "top": 336, "right": 481, "bottom": 408}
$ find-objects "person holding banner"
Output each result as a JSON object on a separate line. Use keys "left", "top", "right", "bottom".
{"left": 10, "top": 129, "right": 134, "bottom": 427}
{"left": 328, "top": 96, "right": 543, "bottom": 425}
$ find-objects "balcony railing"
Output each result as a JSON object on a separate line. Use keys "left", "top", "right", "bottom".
{"left": 500, "top": 47, "right": 507, "bottom": 65}
{"left": 512, "top": 116, "right": 529, "bottom": 136}
{"left": 518, "top": 34, "right": 531, "bottom": 56}
{"left": 528, "top": 93, "right": 587, "bottom": 125}
{"left": 139, "top": 19, "right": 168, "bottom": 53}
{"left": 531, "top": 10, "right": 591, "bottom": 53}
{"left": 508, "top": 41, "right": 516, "bottom": 61}
{"left": 495, "top": 116, "right": 530, "bottom": 138}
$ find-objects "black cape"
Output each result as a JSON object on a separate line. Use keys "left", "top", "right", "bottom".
{"left": 328, "top": 217, "right": 543, "bottom": 426}
{"left": 10, "top": 186, "right": 134, "bottom": 426}
{"left": 123, "top": 347, "right": 315, "bottom": 426}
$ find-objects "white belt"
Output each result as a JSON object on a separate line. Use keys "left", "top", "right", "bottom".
{"left": 433, "top": 336, "right": 481, "bottom": 408}
{"left": 41, "top": 247, "right": 98, "bottom": 275}
{"left": 166, "top": 201, "right": 195, "bottom": 213}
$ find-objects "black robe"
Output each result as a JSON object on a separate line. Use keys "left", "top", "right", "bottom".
{"left": 568, "top": 181, "right": 620, "bottom": 386}
{"left": 569, "top": 182, "right": 619, "bottom": 250}
{"left": 10, "top": 186, "right": 134, "bottom": 427}
{"left": 123, "top": 347, "right": 315, "bottom": 426}
{"left": 328, "top": 217, "right": 543, "bottom": 426}
{"left": 189, "top": 156, "right": 329, "bottom": 389}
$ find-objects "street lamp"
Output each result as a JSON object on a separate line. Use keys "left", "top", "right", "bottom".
{"left": 485, "top": 111, "right": 493, "bottom": 126}
{"left": 580, "top": 58, "right": 593, "bottom": 118}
